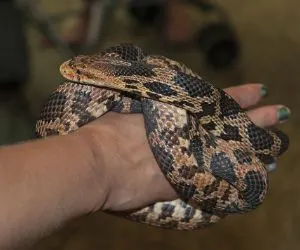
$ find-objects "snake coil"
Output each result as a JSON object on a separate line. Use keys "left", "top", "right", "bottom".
{"left": 36, "top": 43, "right": 289, "bottom": 230}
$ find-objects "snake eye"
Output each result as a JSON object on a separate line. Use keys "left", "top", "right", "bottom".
{"left": 76, "top": 69, "right": 81, "bottom": 74}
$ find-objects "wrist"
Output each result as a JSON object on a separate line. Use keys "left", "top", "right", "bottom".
{"left": 70, "top": 128, "right": 111, "bottom": 213}
{"left": 79, "top": 121, "right": 117, "bottom": 211}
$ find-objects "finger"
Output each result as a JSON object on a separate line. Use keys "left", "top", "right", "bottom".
{"left": 247, "top": 105, "right": 291, "bottom": 128}
{"left": 266, "top": 163, "right": 277, "bottom": 173}
{"left": 224, "top": 83, "right": 268, "bottom": 109}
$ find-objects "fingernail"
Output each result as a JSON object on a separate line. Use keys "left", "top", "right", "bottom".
{"left": 277, "top": 106, "right": 291, "bottom": 123}
{"left": 260, "top": 84, "right": 268, "bottom": 97}
{"left": 266, "top": 162, "right": 277, "bottom": 172}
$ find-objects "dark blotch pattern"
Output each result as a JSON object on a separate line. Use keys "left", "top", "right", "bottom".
{"left": 195, "top": 213, "right": 222, "bottom": 227}
{"left": 111, "top": 100, "right": 124, "bottom": 113}
{"left": 243, "top": 170, "right": 267, "bottom": 209}
{"left": 203, "top": 180, "right": 222, "bottom": 196}
{"left": 174, "top": 72, "right": 214, "bottom": 98}
{"left": 111, "top": 99, "right": 142, "bottom": 113}
{"left": 142, "top": 100, "right": 176, "bottom": 175}
{"left": 144, "top": 81, "right": 177, "bottom": 96}
{"left": 196, "top": 102, "right": 216, "bottom": 117}
{"left": 269, "top": 128, "right": 289, "bottom": 155}
{"left": 189, "top": 136, "right": 205, "bottom": 169}
{"left": 72, "top": 89, "right": 92, "bottom": 106}
{"left": 255, "top": 153, "right": 275, "bottom": 165}
{"left": 177, "top": 182, "right": 197, "bottom": 200}
{"left": 203, "top": 134, "right": 217, "bottom": 148}
{"left": 125, "top": 84, "right": 138, "bottom": 89}
{"left": 199, "top": 197, "right": 219, "bottom": 213}
{"left": 182, "top": 206, "right": 196, "bottom": 222}
{"left": 159, "top": 204, "right": 175, "bottom": 220}
{"left": 233, "top": 149, "right": 253, "bottom": 164}
{"left": 202, "top": 121, "right": 216, "bottom": 131}
{"left": 38, "top": 128, "right": 59, "bottom": 137}
{"left": 123, "top": 78, "right": 140, "bottom": 84}
{"left": 149, "top": 144, "right": 176, "bottom": 175}
{"left": 178, "top": 165, "right": 199, "bottom": 179}
{"left": 220, "top": 124, "right": 242, "bottom": 142}
{"left": 111, "top": 62, "right": 156, "bottom": 77}
{"left": 181, "top": 123, "right": 190, "bottom": 140}
{"left": 172, "top": 100, "right": 195, "bottom": 108}
{"left": 103, "top": 43, "right": 146, "bottom": 61}
{"left": 210, "top": 152, "right": 237, "bottom": 185}
{"left": 145, "top": 91, "right": 161, "bottom": 100}
{"left": 219, "top": 90, "right": 241, "bottom": 117}
{"left": 70, "top": 90, "right": 95, "bottom": 127}
{"left": 142, "top": 99, "right": 159, "bottom": 134}
{"left": 247, "top": 124, "right": 274, "bottom": 151}
{"left": 39, "top": 91, "right": 67, "bottom": 122}
{"left": 129, "top": 99, "right": 142, "bottom": 113}
{"left": 63, "top": 121, "right": 71, "bottom": 132}
{"left": 220, "top": 186, "right": 231, "bottom": 204}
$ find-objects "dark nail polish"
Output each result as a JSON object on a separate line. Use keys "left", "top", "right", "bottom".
{"left": 260, "top": 85, "right": 268, "bottom": 97}
{"left": 277, "top": 106, "right": 291, "bottom": 122}
{"left": 266, "top": 163, "right": 277, "bottom": 172}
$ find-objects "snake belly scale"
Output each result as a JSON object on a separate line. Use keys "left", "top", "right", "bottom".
{"left": 36, "top": 43, "right": 289, "bottom": 230}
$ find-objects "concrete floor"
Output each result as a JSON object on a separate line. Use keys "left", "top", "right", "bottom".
{"left": 4, "top": 0, "right": 300, "bottom": 249}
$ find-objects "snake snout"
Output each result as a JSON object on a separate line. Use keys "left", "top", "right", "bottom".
{"left": 59, "top": 61, "right": 76, "bottom": 80}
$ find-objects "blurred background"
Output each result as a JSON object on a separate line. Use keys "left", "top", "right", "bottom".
{"left": 1, "top": 0, "right": 298, "bottom": 249}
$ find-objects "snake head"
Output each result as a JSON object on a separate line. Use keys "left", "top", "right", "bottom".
{"left": 59, "top": 57, "right": 93, "bottom": 84}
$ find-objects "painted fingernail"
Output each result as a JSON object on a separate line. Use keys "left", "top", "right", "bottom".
{"left": 260, "top": 84, "right": 268, "bottom": 97}
{"left": 277, "top": 106, "right": 291, "bottom": 122}
{"left": 266, "top": 162, "right": 277, "bottom": 172}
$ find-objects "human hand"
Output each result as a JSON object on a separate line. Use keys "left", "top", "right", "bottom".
{"left": 81, "top": 83, "right": 290, "bottom": 213}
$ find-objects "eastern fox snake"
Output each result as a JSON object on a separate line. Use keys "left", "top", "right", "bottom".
{"left": 36, "top": 43, "right": 289, "bottom": 230}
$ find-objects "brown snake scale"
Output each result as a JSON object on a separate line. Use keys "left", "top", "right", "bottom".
{"left": 35, "top": 43, "right": 289, "bottom": 230}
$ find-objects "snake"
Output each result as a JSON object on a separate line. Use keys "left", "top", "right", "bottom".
{"left": 35, "top": 43, "right": 289, "bottom": 230}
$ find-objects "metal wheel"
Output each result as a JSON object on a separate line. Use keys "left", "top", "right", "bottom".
{"left": 17, "top": 0, "right": 118, "bottom": 58}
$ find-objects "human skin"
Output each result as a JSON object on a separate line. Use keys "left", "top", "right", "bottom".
{"left": 0, "top": 84, "right": 290, "bottom": 249}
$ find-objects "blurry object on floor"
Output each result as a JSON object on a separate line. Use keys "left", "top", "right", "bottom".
{"left": 18, "top": 0, "right": 117, "bottom": 57}
{"left": 127, "top": 0, "right": 240, "bottom": 69}
{"left": 195, "top": 21, "right": 239, "bottom": 69}
{"left": 0, "top": 0, "right": 34, "bottom": 144}
{"left": 127, "top": 0, "right": 165, "bottom": 26}
{"left": 0, "top": 0, "right": 29, "bottom": 95}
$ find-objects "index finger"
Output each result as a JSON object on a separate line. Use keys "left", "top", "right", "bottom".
{"left": 224, "top": 83, "right": 267, "bottom": 108}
